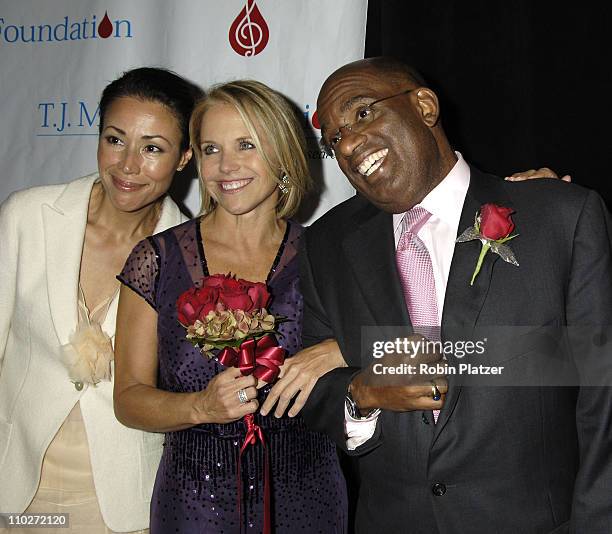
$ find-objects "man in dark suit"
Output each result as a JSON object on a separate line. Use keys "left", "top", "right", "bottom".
{"left": 300, "top": 57, "right": 612, "bottom": 532}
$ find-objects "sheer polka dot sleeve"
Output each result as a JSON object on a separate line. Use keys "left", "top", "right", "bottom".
{"left": 117, "top": 236, "right": 161, "bottom": 311}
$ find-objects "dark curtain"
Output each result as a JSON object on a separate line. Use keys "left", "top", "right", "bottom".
{"left": 365, "top": 1, "right": 612, "bottom": 207}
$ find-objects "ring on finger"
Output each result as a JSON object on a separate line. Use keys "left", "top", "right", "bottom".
{"left": 237, "top": 388, "right": 249, "bottom": 404}
{"left": 430, "top": 381, "right": 441, "bottom": 401}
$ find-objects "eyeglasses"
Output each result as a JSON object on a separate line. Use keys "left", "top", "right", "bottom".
{"left": 320, "top": 89, "right": 414, "bottom": 156}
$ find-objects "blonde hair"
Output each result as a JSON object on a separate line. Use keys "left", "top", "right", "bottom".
{"left": 189, "top": 80, "right": 312, "bottom": 218}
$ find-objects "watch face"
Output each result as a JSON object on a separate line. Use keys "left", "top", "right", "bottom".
{"left": 345, "top": 396, "right": 357, "bottom": 418}
{"left": 346, "top": 395, "right": 379, "bottom": 420}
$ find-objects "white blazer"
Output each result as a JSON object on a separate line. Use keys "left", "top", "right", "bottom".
{"left": 0, "top": 174, "right": 187, "bottom": 531}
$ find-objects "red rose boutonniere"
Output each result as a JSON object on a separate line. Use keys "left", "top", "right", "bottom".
{"left": 456, "top": 203, "right": 519, "bottom": 285}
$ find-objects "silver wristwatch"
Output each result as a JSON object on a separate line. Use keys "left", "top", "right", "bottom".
{"left": 345, "top": 388, "right": 379, "bottom": 419}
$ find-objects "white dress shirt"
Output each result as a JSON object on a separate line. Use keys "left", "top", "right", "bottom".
{"left": 345, "top": 153, "right": 471, "bottom": 450}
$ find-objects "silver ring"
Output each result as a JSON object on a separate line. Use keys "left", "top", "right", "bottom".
{"left": 431, "top": 381, "right": 441, "bottom": 401}
{"left": 237, "top": 388, "right": 249, "bottom": 404}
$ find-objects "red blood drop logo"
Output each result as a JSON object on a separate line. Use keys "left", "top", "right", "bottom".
{"left": 98, "top": 11, "right": 113, "bottom": 39}
{"left": 312, "top": 110, "right": 320, "bottom": 129}
{"left": 229, "top": 0, "right": 269, "bottom": 57}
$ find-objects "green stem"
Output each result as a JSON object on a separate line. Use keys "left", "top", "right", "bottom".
{"left": 470, "top": 241, "right": 491, "bottom": 286}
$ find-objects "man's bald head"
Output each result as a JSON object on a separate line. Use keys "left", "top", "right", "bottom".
{"left": 321, "top": 57, "right": 428, "bottom": 97}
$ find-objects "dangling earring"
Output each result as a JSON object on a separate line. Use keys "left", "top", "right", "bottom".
{"left": 279, "top": 173, "right": 290, "bottom": 195}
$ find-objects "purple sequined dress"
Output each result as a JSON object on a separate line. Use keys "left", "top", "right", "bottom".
{"left": 118, "top": 218, "right": 347, "bottom": 533}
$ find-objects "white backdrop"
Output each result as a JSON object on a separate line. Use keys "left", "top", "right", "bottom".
{"left": 0, "top": 0, "right": 367, "bottom": 223}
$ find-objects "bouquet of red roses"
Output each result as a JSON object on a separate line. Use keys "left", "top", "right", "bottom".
{"left": 177, "top": 274, "right": 286, "bottom": 380}
{"left": 177, "top": 273, "right": 282, "bottom": 356}
{"left": 177, "top": 273, "right": 286, "bottom": 381}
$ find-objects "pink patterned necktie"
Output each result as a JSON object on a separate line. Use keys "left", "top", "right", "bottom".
{"left": 396, "top": 206, "right": 441, "bottom": 423}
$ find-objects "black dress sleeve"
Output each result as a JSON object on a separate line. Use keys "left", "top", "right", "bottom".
{"left": 117, "top": 236, "right": 161, "bottom": 311}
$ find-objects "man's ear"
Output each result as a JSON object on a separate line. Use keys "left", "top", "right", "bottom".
{"left": 414, "top": 88, "right": 440, "bottom": 128}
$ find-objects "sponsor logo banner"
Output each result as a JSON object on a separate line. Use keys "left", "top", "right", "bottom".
{"left": 0, "top": 0, "right": 366, "bottom": 223}
{"left": 0, "top": 12, "right": 132, "bottom": 44}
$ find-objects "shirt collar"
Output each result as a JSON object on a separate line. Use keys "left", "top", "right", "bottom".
{"left": 393, "top": 152, "right": 470, "bottom": 234}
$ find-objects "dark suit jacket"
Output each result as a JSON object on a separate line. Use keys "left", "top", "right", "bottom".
{"left": 299, "top": 167, "right": 612, "bottom": 533}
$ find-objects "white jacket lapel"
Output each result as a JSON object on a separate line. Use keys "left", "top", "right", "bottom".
{"left": 42, "top": 174, "right": 97, "bottom": 345}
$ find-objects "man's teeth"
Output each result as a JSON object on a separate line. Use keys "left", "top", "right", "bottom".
{"left": 358, "top": 149, "right": 388, "bottom": 176}
{"left": 221, "top": 179, "right": 250, "bottom": 190}
{"left": 365, "top": 159, "right": 383, "bottom": 177}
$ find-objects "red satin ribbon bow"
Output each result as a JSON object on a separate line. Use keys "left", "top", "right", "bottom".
{"left": 218, "top": 334, "right": 285, "bottom": 382}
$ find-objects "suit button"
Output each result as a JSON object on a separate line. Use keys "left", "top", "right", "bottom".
{"left": 432, "top": 483, "right": 446, "bottom": 496}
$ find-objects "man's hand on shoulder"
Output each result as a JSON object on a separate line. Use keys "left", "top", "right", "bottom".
{"left": 505, "top": 167, "right": 571, "bottom": 182}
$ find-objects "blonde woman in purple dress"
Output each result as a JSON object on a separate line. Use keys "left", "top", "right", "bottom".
{"left": 114, "top": 81, "right": 349, "bottom": 533}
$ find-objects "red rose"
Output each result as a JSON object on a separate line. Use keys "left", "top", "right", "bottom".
{"left": 248, "top": 283, "right": 271, "bottom": 309}
{"left": 221, "top": 276, "right": 246, "bottom": 292}
{"left": 195, "top": 286, "right": 219, "bottom": 320}
{"left": 201, "top": 274, "right": 227, "bottom": 289}
{"left": 479, "top": 203, "right": 515, "bottom": 240}
{"left": 178, "top": 274, "right": 271, "bottom": 318}
{"left": 177, "top": 288, "right": 198, "bottom": 324}
{"left": 204, "top": 275, "right": 271, "bottom": 312}
{"left": 218, "top": 277, "right": 253, "bottom": 311}
{"left": 176, "top": 286, "right": 219, "bottom": 325}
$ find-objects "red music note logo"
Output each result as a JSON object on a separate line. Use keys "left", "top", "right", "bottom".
{"left": 229, "top": 0, "right": 269, "bottom": 57}
{"left": 98, "top": 11, "right": 113, "bottom": 39}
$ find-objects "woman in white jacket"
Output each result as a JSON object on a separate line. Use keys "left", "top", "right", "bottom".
{"left": 0, "top": 67, "right": 202, "bottom": 533}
